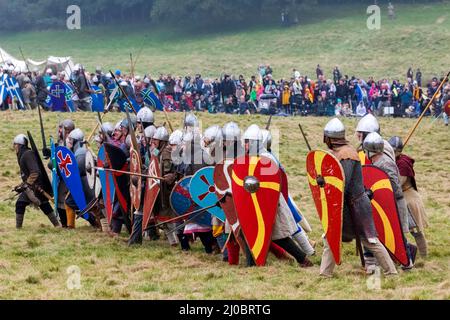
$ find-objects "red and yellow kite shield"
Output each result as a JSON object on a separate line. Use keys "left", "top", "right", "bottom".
{"left": 231, "top": 155, "right": 281, "bottom": 266}
{"left": 143, "top": 155, "right": 161, "bottom": 230}
{"left": 362, "top": 165, "right": 409, "bottom": 266}
{"left": 129, "top": 147, "right": 142, "bottom": 212}
{"left": 306, "top": 150, "right": 344, "bottom": 265}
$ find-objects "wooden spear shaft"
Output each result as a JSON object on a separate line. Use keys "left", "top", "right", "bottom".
{"left": 403, "top": 71, "right": 450, "bottom": 148}
{"left": 95, "top": 167, "right": 164, "bottom": 180}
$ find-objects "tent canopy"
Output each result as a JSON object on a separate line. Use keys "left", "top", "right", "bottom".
{"left": 0, "top": 47, "right": 75, "bottom": 76}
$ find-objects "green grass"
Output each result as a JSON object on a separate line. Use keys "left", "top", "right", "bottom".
{"left": 0, "top": 109, "right": 449, "bottom": 299}
{"left": 1, "top": 3, "right": 449, "bottom": 80}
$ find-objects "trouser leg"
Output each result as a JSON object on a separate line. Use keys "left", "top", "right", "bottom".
{"left": 226, "top": 236, "right": 240, "bottom": 265}
{"left": 40, "top": 202, "right": 61, "bottom": 227}
{"left": 65, "top": 204, "right": 76, "bottom": 228}
{"left": 320, "top": 237, "right": 336, "bottom": 277}
{"left": 15, "top": 201, "right": 27, "bottom": 229}
{"left": 412, "top": 231, "right": 428, "bottom": 258}
{"left": 100, "top": 218, "right": 111, "bottom": 233}
{"left": 177, "top": 228, "right": 191, "bottom": 251}
{"left": 215, "top": 233, "right": 228, "bottom": 261}
{"left": 198, "top": 231, "right": 214, "bottom": 254}
{"left": 110, "top": 217, "right": 123, "bottom": 234}
{"left": 128, "top": 212, "right": 143, "bottom": 245}
{"left": 362, "top": 239, "right": 398, "bottom": 275}
{"left": 292, "top": 229, "right": 315, "bottom": 256}
{"left": 58, "top": 208, "right": 67, "bottom": 228}
{"left": 269, "top": 242, "right": 289, "bottom": 259}
{"left": 273, "top": 237, "right": 307, "bottom": 264}
{"left": 162, "top": 222, "right": 179, "bottom": 246}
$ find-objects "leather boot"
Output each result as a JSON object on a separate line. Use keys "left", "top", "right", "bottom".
{"left": 412, "top": 232, "right": 428, "bottom": 258}
{"left": 16, "top": 214, "right": 25, "bottom": 229}
{"left": 46, "top": 212, "right": 61, "bottom": 227}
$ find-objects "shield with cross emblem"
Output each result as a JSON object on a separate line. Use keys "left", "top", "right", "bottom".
{"left": 50, "top": 81, "right": 68, "bottom": 112}
{"left": 190, "top": 166, "right": 225, "bottom": 222}
{"left": 5, "top": 76, "right": 25, "bottom": 109}
{"left": 55, "top": 146, "right": 89, "bottom": 218}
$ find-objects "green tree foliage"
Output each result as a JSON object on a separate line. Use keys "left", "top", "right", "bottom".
{"left": 0, "top": 0, "right": 442, "bottom": 32}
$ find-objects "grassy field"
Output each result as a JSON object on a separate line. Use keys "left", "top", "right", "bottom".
{"left": 1, "top": 3, "right": 450, "bottom": 81}
{"left": 0, "top": 109, "right": 449, "bottom": 300}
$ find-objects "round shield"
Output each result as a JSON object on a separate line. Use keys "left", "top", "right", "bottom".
{"left": 170, "top": 176, "right": 211, "bottom": 226}
{"left": 190, "top": 167, "right": 225, "bottom": 222}
{"left": 86, "top": 149, "right": 96, "bottom": 190}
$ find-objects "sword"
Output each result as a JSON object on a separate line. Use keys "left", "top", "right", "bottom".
{"left": 298, "top": 123, "right": 312, "bottom": 151}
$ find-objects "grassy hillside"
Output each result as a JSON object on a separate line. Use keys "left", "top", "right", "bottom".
{"left": 1, "top": 3, "right": 449, "bottom": 80}
{"left": 0, "top": 110, "right": 449, "bottom": 299}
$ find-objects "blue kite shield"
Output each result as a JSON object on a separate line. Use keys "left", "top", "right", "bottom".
{"left": 5, "top": 76, "right": 25, "bottom": 109}
{"left": 190, "top": 167, "right": 225, "bottom": 222}
{"left": 118, "top": 97, "right": 141, "bottom": 113}
{"left": 141, "top": 89, "right": 163, "bottom": 111}
{"left": 55, "top": 146, "right": 89, "bottom": 219}
{"left": 91, "top": 85, "right": 104, "bottom": 112}
{"left": 49, "top": 81, "right": 68, "bottom": 112}
{"left": 64, "top": 83, "right": 75, "bottom": 112}
{"left": 170, "top": 176, "right": 211, "bottom": 226}
{"left": 50, "top": 137, "right": 59, "bottom": 217}
{"left": 98, "top": 145, "right": 115, "bottom": 223}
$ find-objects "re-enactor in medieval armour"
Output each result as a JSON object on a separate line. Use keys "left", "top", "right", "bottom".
{"left": 13, "top": 134, "right": 60, "bottom": 229}
{"left": 320, "top": 118, "right": 397, "bottom": 277}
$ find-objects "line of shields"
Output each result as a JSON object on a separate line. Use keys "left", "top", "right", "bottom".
{"left": 46, "top": 136, "right": 311, "bottom": 266}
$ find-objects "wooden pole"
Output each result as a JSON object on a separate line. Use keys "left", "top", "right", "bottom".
{"left": 403, "top": 71, "right": 450, "bottom": 148}
{"left": 95, "top": 167, "right": 164, "bottom": 180}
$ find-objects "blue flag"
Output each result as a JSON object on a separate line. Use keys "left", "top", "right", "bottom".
{"left": 5, "top": 76, "right": 25, "bottom": 109}
{"left": 91, "top": 85, "right": 105, "bottom": 112}
{"left": 118, "top": 97, "right": 141, "bottom": 113}
{"left": 64, "top": 83, "right": 75, "bottom": 112}
{"left": 49, "top": 81, "right": 68, "bottom": 112}
{"left": 141, "top": 89, "right": 163, "bottom": 111}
